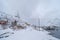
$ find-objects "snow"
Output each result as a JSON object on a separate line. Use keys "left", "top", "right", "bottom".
{"left": 0, "top": 0, "right": 60, "bottom": 40}
{"left": 0, "top": 28, "right": 60, "bottom": 40}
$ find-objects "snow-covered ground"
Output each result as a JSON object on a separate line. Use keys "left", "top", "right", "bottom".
{"left": 0, "top": 27, "right": 60, "bottom": 40}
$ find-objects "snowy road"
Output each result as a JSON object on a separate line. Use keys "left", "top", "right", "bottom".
{"left": 0, "top": 28, "right": 60, "bottom": 40}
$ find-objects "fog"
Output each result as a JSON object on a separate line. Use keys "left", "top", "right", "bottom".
{"left": 0, "top": 0, "right": 60, "bottom": 26}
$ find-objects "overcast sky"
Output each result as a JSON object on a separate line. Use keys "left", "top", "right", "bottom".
{"left": 0, "top": 0, "right": 60, "bottom": 26}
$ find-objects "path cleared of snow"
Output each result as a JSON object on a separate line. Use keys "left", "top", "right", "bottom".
{"left": 0, "top": 28, "right": 60, "bottom": 40}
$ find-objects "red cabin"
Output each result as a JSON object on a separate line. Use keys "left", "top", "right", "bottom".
{"left": 0, "top": 20, "right": 8, "bottom": 25}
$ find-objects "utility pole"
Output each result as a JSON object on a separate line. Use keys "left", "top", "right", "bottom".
{"left": 15, "top": 11, "right": 20, "bottom": 18}
{"left": 38, "top": 17, "right": 40, "bottom": 31}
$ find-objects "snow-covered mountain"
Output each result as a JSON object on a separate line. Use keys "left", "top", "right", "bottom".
{"left": 0, "top": 0, "right": 60, "bottom": 26}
